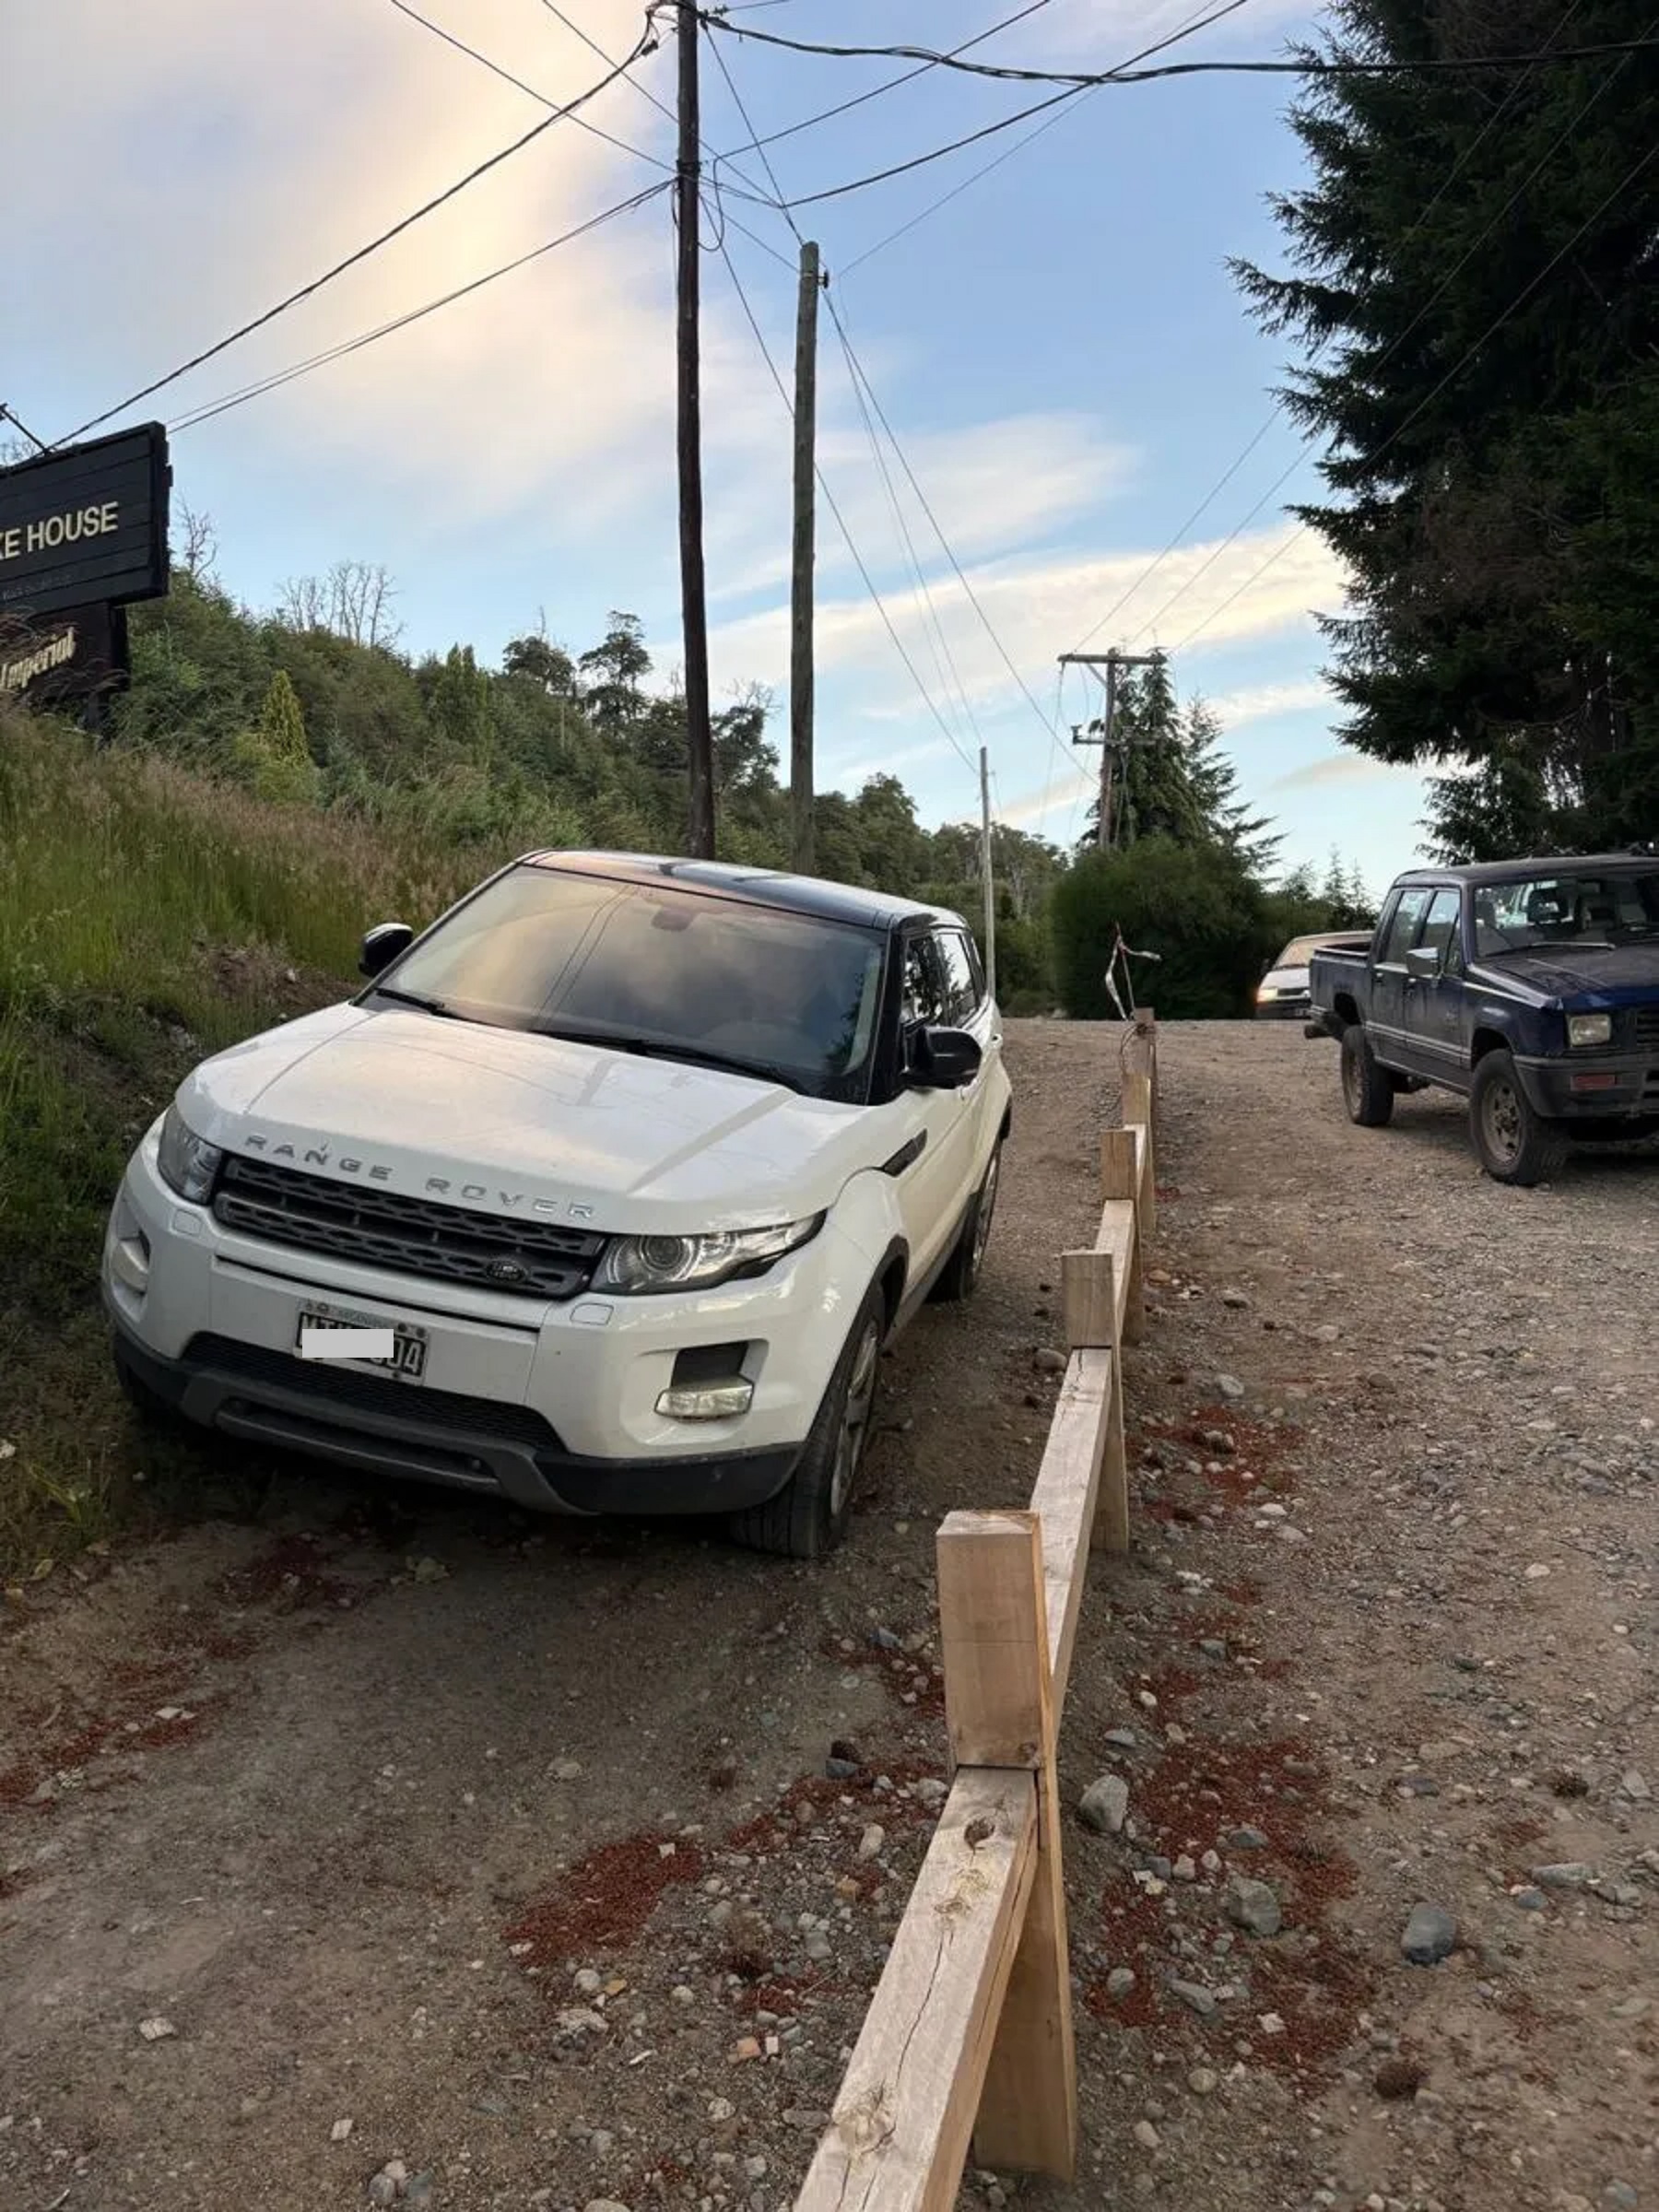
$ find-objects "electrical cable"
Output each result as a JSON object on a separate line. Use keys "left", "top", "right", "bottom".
{"left": 710, "top": 225, "right": 981, "bottom": 790}
{"left": 711, "top": 0, "right": 1065, "bottom": 162}
{"left": 838, "top": 0, "right": 1254, "bottom": 275}
{"left": 56, "top": 19, "right": 660, "bottom": 446}
{"left": 1171, "top": 135, "right": 1659, "bottom": 658}
{"left": 827, "top": 294, "right": 1081, "bottom": 795}
{"left": 385, "top": 0, "right": 674, "bottom": 175}
{"left": 167, "top": 182, "right": 670, "bottom": 432}
{"left": 702, "top": 13, "right": 1659, "bottom": 85}
{"left": 1104, "top": 6, "right": 1648, "bottom": 651}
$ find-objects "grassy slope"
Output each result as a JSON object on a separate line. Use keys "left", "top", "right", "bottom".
{"left": 0, "top": 712, "right": 488, "bottom": 1576}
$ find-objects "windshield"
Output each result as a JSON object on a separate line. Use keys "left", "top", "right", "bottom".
{"left": 376, "top": 865, "right": 888, "bottom": 1103}
{"left": 1475, "top": 869, "right": 1659, "bottom": 954}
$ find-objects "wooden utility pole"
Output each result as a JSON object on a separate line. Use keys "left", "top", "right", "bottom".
{"left": 676, "top": 0, "right": 714, "bottom": 859}
{"left": 1059, "top": 649, "right": 1161, "bottom": 852}
{"left": 789, "top": 240, "right": 821, "bottom": 875}
{"left": 979, "top": 745, "right": 998, "bottom": 1006}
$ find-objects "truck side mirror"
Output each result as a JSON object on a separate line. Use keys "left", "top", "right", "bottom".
{"left": 1405, "top": 945, "right": 1441, "bottom": 982}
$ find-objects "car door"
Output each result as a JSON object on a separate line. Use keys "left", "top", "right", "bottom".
{"left": 1370, "top": 885, "right": 1433, "bottom": 1069}
{"left": 889, "top": 930, "right": 977, "bottom": 1288}
{"left": 1408, "top": 886, "right": 1470, "bottom": 1085}
{"left": 933, "top": 924, "right": 1001, "bottom": 1176}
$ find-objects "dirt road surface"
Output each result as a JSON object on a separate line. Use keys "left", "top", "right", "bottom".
{"left": 2, "top": 1021, "right": 1654, "bottom": 2212}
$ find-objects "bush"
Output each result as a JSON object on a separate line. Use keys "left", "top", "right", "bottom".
{"left": 1050, "top": 836, "right": 1270, "bottom": 1020}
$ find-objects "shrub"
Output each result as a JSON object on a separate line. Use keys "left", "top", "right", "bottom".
{"left": 1050, "top": 836, "right": 1270, "bottom": 1020}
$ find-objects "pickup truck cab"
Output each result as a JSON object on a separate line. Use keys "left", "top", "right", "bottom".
{"left": 103, "top": 853, "right": 1012, "bottom": 1558}
{"left": 1309, "top": 853, "right": 1659, "bottom": 1184}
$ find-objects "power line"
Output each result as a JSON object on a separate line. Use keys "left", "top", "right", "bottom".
{"left": 710, "top": 221, "right": 979, "bottom": 787}
{"left": 1097, "top": 6, "right": 1646, "bottom": 652}
{"left": 55, "top": 19, "right": 660, "bottom": 446}
{"left": 710, "top": 0, "right": 1064, "bottom": 162}
{"left": 838, "top": 0, "right": 1254, "bottom": 275}
{"left": 384, "top": 0, "right": 673, "bottom": 174}
{"left": 1064, "top": 0, "right": 1593, "bottom": 658}
{"left": 827, "top": 295, "right": 1080, "bottom": 794}
{"left": 168, "top": 183, "right": 671, "bottom": 433}
{"left": 703, "top": 14, "right": 1659, "bottom": 85}
{"left": 1171, "top": 135, "right": 1659, "bottom": 659}
{"left": 768, "top": 0, "right": 1254, "bottom": 215}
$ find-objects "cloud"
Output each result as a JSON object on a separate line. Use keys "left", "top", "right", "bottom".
{"left": 1268, "top": 752, "right": 1418, "bottom": 794}
{"left": 707, "top": 520, "right": 1346, "bottom": 732}
{"left": 1207, "top": 677, "right": 1331, "bottom": 729}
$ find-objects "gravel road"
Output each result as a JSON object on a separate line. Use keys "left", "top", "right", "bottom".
{"left": 1, "top": 1019, "right": 1653, "bottom": 2212}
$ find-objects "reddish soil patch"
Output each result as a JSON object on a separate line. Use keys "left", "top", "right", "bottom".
{"left": 1246, "top": 1933, "right": 1372, "bottom": 2079}
{"left": 503, "top": 1831, "right": 705, "bottom": 1972}
{"left": 821, "top": 1637, "right": 946, "bottom": 1720}
{"left": 218, "top": 1535, "right": 356, "bottom": 1610}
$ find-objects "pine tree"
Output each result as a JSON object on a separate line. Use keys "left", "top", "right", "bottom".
{"left": 1233, "top": 0, "right": 1659, "bottom": 856}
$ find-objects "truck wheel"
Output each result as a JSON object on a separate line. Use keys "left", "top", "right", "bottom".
{"left": 1340, "top": 1025, "right": 1394, "bottom": 1127}
{"left": 729, "top": 1288, "right": 885, "bottom": 1561}
{"left": 1469, "top": 1051, "right": 1569, "bottom": 1186}
{"left": 931, "top": 1142, "right": 1002, "bottom": 1303}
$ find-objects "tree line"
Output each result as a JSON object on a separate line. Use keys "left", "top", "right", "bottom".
{"left": 94, "top": 531, "right": 1368, "bottom": 1018}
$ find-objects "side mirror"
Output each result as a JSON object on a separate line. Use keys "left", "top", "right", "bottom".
{"left": 907, "top": 1026, "right": 982, "bottom": 1090}
{"left": 359, "top": 921, "right": 414, "bottom": 978}
{"left": 1405, "top": 945, "right": 1441, "bottom": 982}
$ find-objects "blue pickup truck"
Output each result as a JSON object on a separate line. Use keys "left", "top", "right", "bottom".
{"left": 1308, "top": 853, "right": 1659, "bottom": 1184}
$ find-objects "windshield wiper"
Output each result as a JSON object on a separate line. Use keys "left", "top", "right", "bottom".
{"left": 535, "top": 1024, "right": 806, "bottom": 1094}
{"left": 370, "top": 983, "right": 474, "bottom": 1020}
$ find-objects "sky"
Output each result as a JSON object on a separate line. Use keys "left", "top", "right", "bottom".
{"left": 2, "top": 0, "right": 1432, "bottom": 893}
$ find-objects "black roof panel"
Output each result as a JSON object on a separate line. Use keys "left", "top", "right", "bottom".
{"left": 519, "top": 851, "right": 964, "bottom": 932}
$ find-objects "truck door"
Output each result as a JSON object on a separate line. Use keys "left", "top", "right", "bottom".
{"left": 1370, "top": 885, "right": 1433, "bottom": 1070}
{"left": 1409, "top": 887, "right": 1470, "bottom": 1085}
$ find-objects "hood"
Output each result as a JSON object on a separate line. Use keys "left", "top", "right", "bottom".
{"left": 176, "top": 1002, "right": 868, "bottom": 1235}
{"left": 1472, "top": 943, "right": 1659, "bottom": 1006}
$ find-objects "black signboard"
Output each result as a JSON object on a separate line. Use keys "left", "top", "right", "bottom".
{"left": 0, "top": 601, "right": 130, "bottom": 716}
{"left": 0, "top": 424, "right": 171, "bottom": 623}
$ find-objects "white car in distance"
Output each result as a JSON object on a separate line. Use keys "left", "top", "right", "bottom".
{"left": 103, "top": 854, "right": 1011, "bottom": 1558}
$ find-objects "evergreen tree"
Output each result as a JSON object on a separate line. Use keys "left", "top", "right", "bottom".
{"left": 1234, "top": 0, "right": 1659, "bottom": 856}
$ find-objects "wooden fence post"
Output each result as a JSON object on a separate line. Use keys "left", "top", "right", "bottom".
{"left": 937, "top": 1512, "right": 1077, "bottom": 2181}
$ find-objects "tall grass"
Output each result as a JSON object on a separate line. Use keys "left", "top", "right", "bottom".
{"left": 0, "top": 712, "right": 520, "bottom": 1571}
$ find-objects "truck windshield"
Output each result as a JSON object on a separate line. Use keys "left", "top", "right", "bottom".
{"left": 372, "top": 865, "right": 888, "bottom": 1103}
{"left": 1477, "top": 870, "right": 1659, "bottom": 953}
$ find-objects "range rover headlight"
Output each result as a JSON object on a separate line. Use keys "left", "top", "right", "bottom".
{"left": 156, "top": 1103, "right": 225, "bottom": 1205}
{"left": 595, "top": 1218, "right": 823, "bottom": 1295}
{"left": 1567, "top": 1013, "right": 1613, "bottom": 1048}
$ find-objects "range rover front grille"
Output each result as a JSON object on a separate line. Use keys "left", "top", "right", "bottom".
{"left": 212, "top": 1154, "right": 606, "bottom": 1300}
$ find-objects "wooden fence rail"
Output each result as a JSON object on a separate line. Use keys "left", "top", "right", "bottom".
{"left": 795, "top": 1016, "right": 1159, "bottom": 2212}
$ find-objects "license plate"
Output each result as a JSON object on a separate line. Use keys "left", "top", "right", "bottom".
{"left": 296, "top": 1301, "right": 428, "bottom": 1380}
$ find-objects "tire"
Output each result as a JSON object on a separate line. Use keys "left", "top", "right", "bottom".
{"left": 931, "top": 1142, "right": 1002, "bottom": 1304}
{"left": 729, "top": 1288, "right": 886, "bottom": 1561}
{"left": 1340, "top": 1024, "right": 1394, "bottom": 1127}
{"left": 1469, "top": 1050, "right": 1569, "bottom": 1186}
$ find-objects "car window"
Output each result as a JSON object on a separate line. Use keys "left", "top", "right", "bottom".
{"left": 1418, "top": 888, "right": 1462, "bottom": 969}
{"left": 961, "top": 930, "right": 987, "bottom": 1005}
{"left": 382, "top": 865, "right": 888, "bottom": 1102}
{"left": 1484, "top": 869, "right": 1659, "bottom": 947}
{"left": 902, "top": 934, "right": 949, "bottom": 1027}
{"left": 934, "top": 930, "right": 982, "bottom": 1024}
{"left": 1381, "top": 887, "right": 1432, "bottom": 964}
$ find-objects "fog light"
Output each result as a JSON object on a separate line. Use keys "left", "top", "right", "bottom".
{"left": 111, "top": 1230, "right": 151, "bottom": 1294}
{"left": 656, "top": 1379, "right": 754, "bottom": 1420}
{"left": 1570, "top": 1071, "right": 1618, "bottom": 1093}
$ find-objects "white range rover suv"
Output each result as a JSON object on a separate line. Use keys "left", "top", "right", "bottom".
{"left": 103, "top": 853, "right": 1011, "bottom": 1558}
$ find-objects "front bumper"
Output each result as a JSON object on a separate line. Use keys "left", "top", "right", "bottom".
{"left": 101, "top": 1122, "right": 861, "bottom": 1517}
{"left": 1254, "top": 998, "right": 1311, "bottom": 1022}
{"left": 108, "top": 1315, "right": 796, "bottom": 1515}
{"left": 1514, "top": 1052, "right": 1659, "bottom": 1121}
